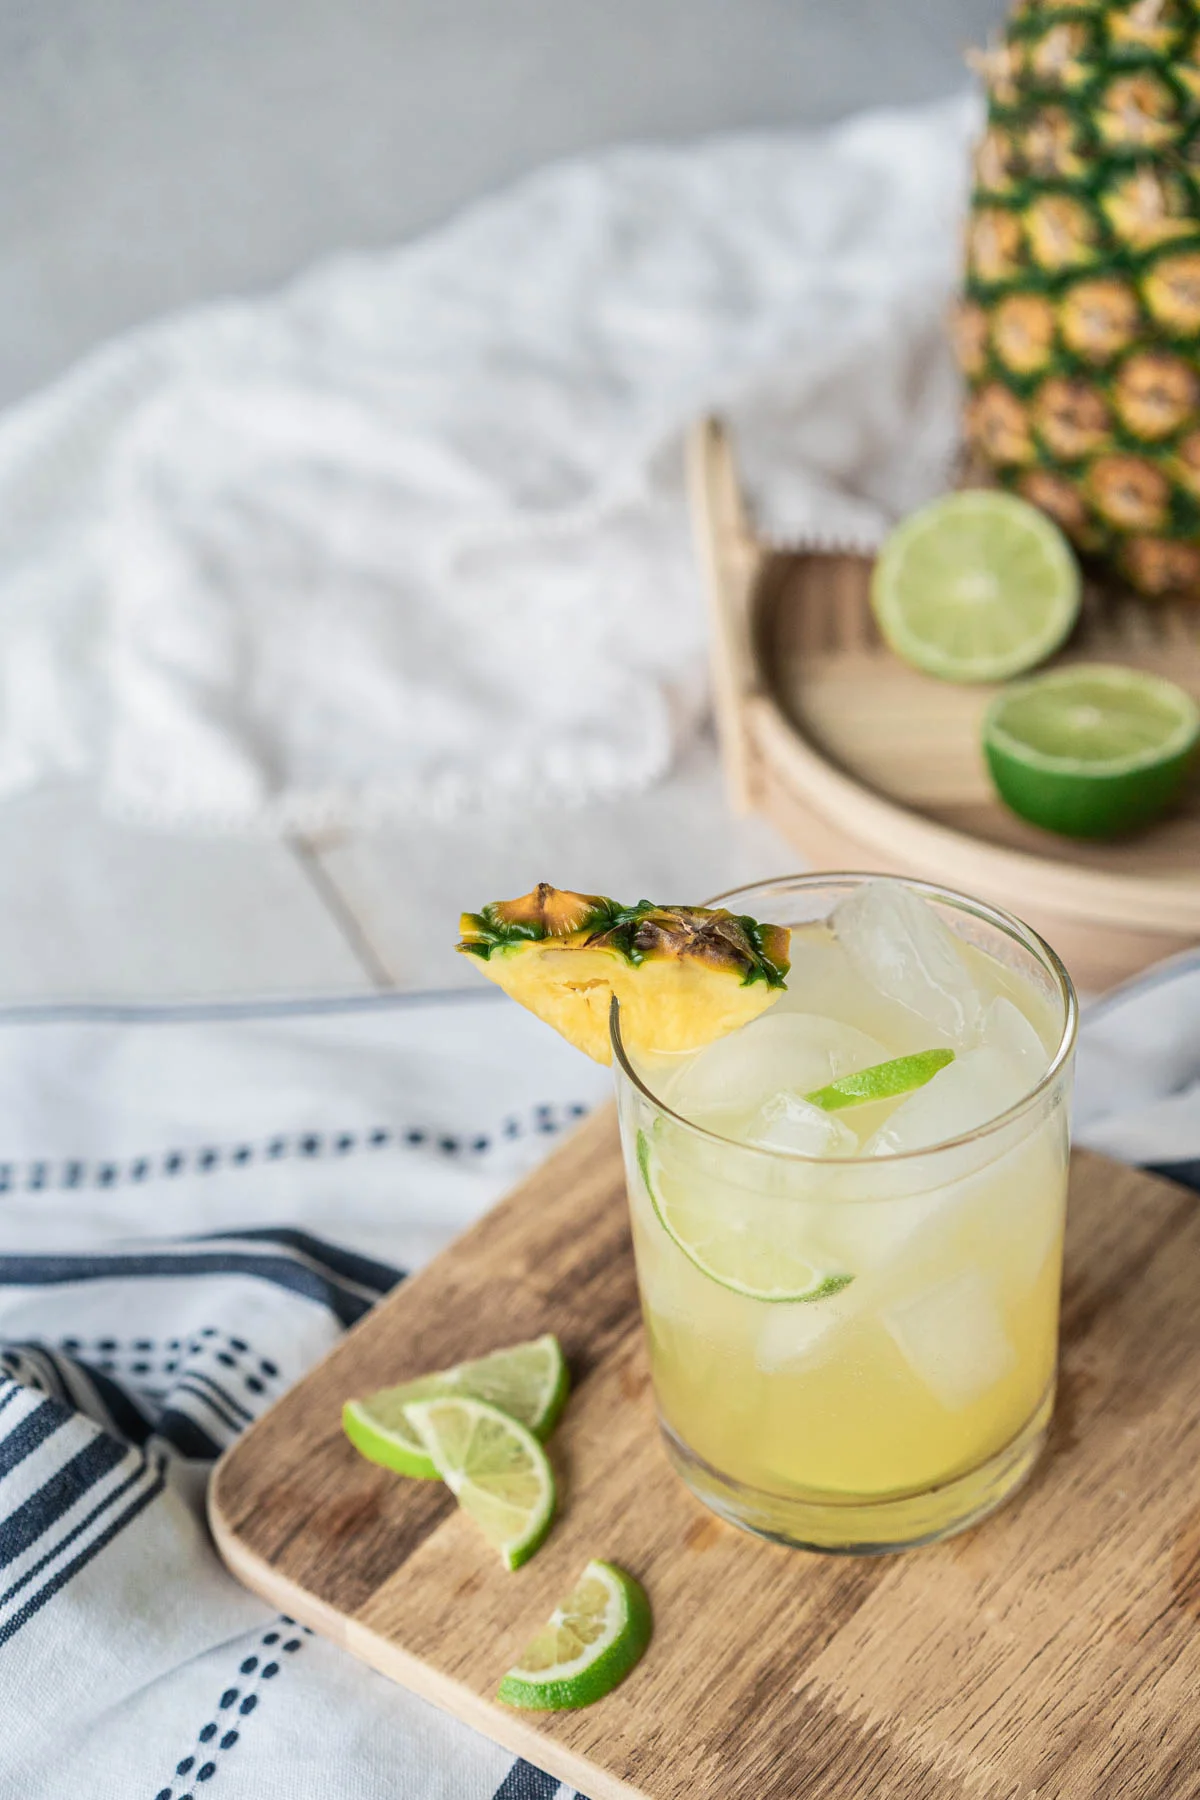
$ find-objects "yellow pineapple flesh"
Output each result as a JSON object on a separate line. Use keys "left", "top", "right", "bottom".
{"left": 957, "top": 0, "right": 1200, "bottom": 599}
{"left": 457, "top": 883, "right": 790, "bottom": 1064}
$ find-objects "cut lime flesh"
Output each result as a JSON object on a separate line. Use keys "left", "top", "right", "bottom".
{"left": 984, "top": 663, "right": 1200, "bottom": 838}
{"left": 402, "top": 1396, "right": 556, "bottom": 1570}
{"left": 638, "top": 1129, "right": 852, "bottom": 1304}
{"left": 806, "top": 1048, "right": 955, "bottom": 1111}
{"left": 871, "top": 490, "right": 1080, "bottom": 683}
{"left": 498, "top": 1560, "right": 652, "bottom": 1711}
{"left": 342, "top": 1335, "right": 568, "bottom": 1480}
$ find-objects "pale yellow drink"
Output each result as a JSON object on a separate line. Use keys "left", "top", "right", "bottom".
{"left": 613, "top": 877, "right": 1076, "bottom": 1552}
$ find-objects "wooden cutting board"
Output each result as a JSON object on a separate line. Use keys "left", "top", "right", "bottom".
{"left": 210, "top": 1109, "right": 1200, "bottom": 1800}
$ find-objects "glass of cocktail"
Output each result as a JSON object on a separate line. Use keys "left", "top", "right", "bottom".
{"left": 612, "top": 874, "right": 1077, "bottom": 1553}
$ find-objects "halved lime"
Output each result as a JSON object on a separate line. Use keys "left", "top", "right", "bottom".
{"left": 342, "top": 1335, "right": 568, "bottom": 1480}
{"left": 871, "top": 490, "right": 1080, "bottom": 683}
{"left": 497, "top": 1560, "right": 652, "bottom": 1711}
{"left": 403, "top": 1396, "right": 556, "bottom": 1570}
{"left": 806, "top": 1048, "right": 955, "bottom": 1111}
{"left": 983, "top": 663, "right": 1200, "bottom": 838}
{"left": 637, "top": 1130, "right": 852, "bottom": 1304}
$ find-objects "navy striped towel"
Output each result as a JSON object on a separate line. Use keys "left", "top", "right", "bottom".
{"left": 0, "top": 957, "right": 1196, "bottom": 1799}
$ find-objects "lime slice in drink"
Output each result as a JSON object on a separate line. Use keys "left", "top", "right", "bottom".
{"left": 983, "top": 664, "right": 1200, "bottom": 838}
{"left": 497, "top": 1560, "right": 652, "bottom": 1711}
{"left": 871, "top": 490, "right": 1080, "bottom": 683}
{"left": 402, "top": 1396, "right": 556, "bottom": 1570}
{"left": 342, "top": 1335, "right": 568, "bottom": 1480}
{"left": 637, "top": 1130, "right": 852, "bottom": 1304}
{"left": 806, "top": 1048, "right": 955, "bottom": 1112}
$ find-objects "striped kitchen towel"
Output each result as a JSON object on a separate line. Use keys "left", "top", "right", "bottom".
{"left": 0, "top": 986, "right": 608, "bottom": 1800}
{"left": 0, "top": 954, "right": 1196, "bottom": 1800}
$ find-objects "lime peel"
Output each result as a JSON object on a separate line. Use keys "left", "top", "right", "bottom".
{"left": 497, "top": 1559, "right": 652, "bottom": 1710}
{"left": 806, "top": 1048, "right": 955, "bottom": 1112}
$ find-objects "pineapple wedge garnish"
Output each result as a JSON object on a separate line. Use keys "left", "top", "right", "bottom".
{"left": 458, "top": 883, "right": 790, "bottom": 1064}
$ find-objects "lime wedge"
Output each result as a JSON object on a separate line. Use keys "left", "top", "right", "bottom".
{"left": 983, "top": 663, "right": 1200, "bottom": 838}
{"left": 498, "top": 1560, "right": 652, "bottom": 1711}
{"left": 806, "top": 1048, "right": 955, "bottom": 1111}
{"left": 637, "top": 1130, "right": 852, "bottom": 1304}
{"left": 871, "top": 490, "right": 1080, "bottom": 683}
{"left": 342, "top": 1335, "right": 568, "bottom": 1480}
{"left": 402, "top": 1396, "right": 556, "bottom": 1570}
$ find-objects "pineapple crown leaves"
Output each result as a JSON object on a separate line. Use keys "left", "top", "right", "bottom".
{"left": 457, "top": 885, "right": 790, "bottom": 988}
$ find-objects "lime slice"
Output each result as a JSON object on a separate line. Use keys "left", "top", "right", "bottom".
{"left": 497, "top": 1560, "right": 652, "bottom": 1711}
{"left": 402, "top": 1396, "right": 556, "bottom": 1570}
{"left": 806, "top": 1048, "right": 955, "bottom": 1111}
{"left": 342, "top": 1335, "right": 568, "bottom": 1480}
{"left": 637, "top": 1130, "right": 852, "bottom": 1304}
{"left": 983, "top": 663, "right": 1200, "bottom": 838}
{"left": 871, "top": 490, "right": 1080, "bottom": 683}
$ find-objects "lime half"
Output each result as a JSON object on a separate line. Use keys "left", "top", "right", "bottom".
{"left": 498, "top": 1560, "right": 652, "bottom": 1711}
{"left": 983, "top": 663, "right": 1200, "bottom": 838}
{"left": 637, "top": 1130, "right": 852, "bottom": 1304}
{"left": 871, "top": 490, "right": 1080, "bottom": 683}
{"left": 806, "top": 1048, "right": 955, "bottom": 1111}
{"left": 403, "top": 1396, "right": 556, "bottom": 1569}
{"left": 343, "top": 1335, "right": 568, "bottom": 1480}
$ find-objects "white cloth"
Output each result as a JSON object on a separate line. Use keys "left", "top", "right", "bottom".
{"left": 0, "top": 95, "right": 977, "bottom": 833}
{"left": 0, "top": 964, "right": 1196, "bottom": 1800}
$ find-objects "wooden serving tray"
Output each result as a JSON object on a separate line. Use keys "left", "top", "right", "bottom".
{"left": 689, "top": 418, "right": 1200, "bottom": 992}
{"left": 212, "top": 1109, "right": 1200, "bottom": 1800}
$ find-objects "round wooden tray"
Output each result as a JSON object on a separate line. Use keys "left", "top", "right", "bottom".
{"left": 688, "top": 417, "right": 1200, "bottom": 991}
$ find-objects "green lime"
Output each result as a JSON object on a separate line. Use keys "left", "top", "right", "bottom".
{"left": 402, "top": 1395, "right": 556, "bottom": 1570}
{"left": 497, "top": 1560, "right": 652, "bottom": 1711}
{"left": 806, "top": 1048, "right": 955, "bottom": 1111}
{"left": 637, "top": 1129, "right": 852, "bottom": 1304}
{"left": 342, "top": 1335, "right": 568, "bottom": 1480}
{"left": 871, "top": 490, "right": 1080, "bottom": 683}
{"left": 983, "top": 663, "right": 1200, "bottom": 838}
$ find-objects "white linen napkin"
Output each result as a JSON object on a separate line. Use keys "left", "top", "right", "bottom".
{"left": 0, "top": 94, "right": 978, "bottom": 833}
{"left": 0, "top": 963, "right": 1196, "bottom": 1800}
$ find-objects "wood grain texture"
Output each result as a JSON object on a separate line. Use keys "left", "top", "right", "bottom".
{"left": 688, "top": 417, "right": 1200, "bottom": 990}
{"left": 212, "top": 1107, "right": 1200, "bottom": 1800}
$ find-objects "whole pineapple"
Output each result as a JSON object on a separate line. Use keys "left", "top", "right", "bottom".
{"left": 956, "top": 0, "right": 1200, "bottom": 599}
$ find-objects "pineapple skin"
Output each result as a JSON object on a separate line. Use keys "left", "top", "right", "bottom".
{"left": 957, "top": 0, "right": 1200, "bottom": 599}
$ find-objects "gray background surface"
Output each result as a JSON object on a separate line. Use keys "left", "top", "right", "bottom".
{"left": 2, "top": 0, "right": 1003, "bottom": 406}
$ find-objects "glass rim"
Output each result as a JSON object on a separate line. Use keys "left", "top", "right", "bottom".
{"left": 609, "top": 871, "right": 1079, "bottom": 1168}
